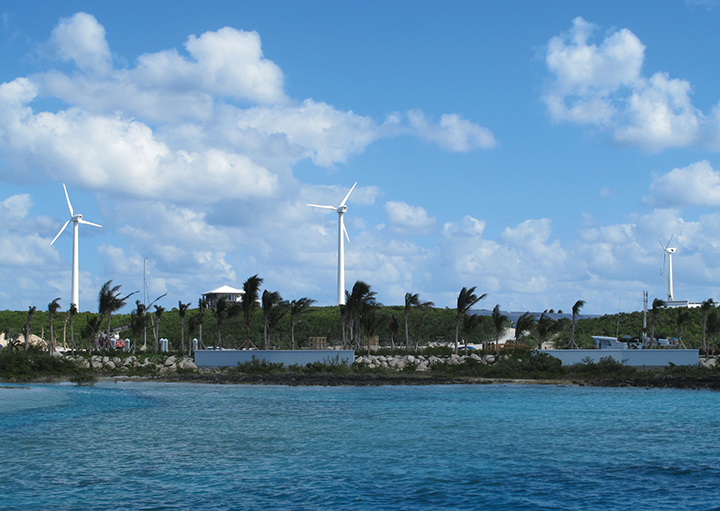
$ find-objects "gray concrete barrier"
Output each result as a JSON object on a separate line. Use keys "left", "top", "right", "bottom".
{"left": 539, "top": 349, "right": 698, "bottom": 367}
{"left": 194, "top": 349, "right": 355, "bottom": 368}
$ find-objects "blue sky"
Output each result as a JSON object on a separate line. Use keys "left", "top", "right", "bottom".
{"left": 2, "top": 0, "right": 720, "bottom": 314}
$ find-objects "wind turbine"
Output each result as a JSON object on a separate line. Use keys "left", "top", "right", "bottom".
{"left": 308, "top": 182, "right": 357, "bottom": 305}
{"left": 659, "top": 236, "right": 677, "bottom": 302}
{"left": 50, "top": 184, "right": 102, "bottom": 312}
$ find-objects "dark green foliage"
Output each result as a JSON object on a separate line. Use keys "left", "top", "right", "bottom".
{"left": 430, "top": 351, "right": 564, "bottom": 379}
{"left": 566, "top": 356, "right": 638, "bottom": 378}
{"left": 235, "top": 355, "right": 353, "bottom": 375}
{"left": 298, "top": 357, "right": 352, "bottom": 375}
{"left": 422, "top": 346, "right": 454, "bottom": 356}
{"left": 69, "top": 372, "right": 97, "bottom": 386}
{"left": 0, "top": 349, "right": 80, "bottom": 380}
{"left": 236, "top": 355, "right": 286, "bottom": 374}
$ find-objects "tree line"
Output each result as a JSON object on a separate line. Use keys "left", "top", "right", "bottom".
{"left": 2, "top": 278, "right": 720, "bottom": 354}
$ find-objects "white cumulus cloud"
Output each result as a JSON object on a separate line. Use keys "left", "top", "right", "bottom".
{"left": 384, "top": 201, "right": 436, "bottom": 234}
{"left": 543, "top": 17, "right": 713, "bottom": 151}
{"left": 407, "top": 110, "right": 496, "bottom": 151}
{"left": 644, "top": 160, "right": 720, "bottom": 208}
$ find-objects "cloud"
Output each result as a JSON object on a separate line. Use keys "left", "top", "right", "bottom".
{"left": 384, "top": 201, "right": 436, "bottom": 234}
{"left": 48, "top": 13, "right": 112, "bottom": 75}
{"left": 407, "top": 110, "right": 497, "bottom": 151}
{"left": 543, "top": 17, "right": 709, "bottom": 151}
{"left": 644, "top": 160, "right": 720, "bottom": 208}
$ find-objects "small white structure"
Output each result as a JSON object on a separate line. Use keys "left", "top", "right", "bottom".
{"left": 202, "top": 285, "right": 245, "bottom": 308}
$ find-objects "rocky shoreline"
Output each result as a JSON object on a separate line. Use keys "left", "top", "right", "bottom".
{"left": 5, "top": 351, "right": 720, "bottom": 390}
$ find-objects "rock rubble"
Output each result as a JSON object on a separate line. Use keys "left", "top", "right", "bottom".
{"left": 353, "top": 353, "right": 499, "bottom": 371}
{"left": 62, "top": 354, "right": 198, "bottom": 372}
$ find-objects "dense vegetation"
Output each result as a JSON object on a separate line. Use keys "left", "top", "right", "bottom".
{"left": 2, "top": 300, "right": 720, "bottom": 353}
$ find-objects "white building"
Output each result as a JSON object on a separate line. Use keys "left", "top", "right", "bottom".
{"left": 201, "top": 285, "right": 244, "bottom": 308}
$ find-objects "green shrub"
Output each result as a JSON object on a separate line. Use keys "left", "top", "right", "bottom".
{"left": 422, "top": 346, "right": 453, "bottom": 357}
{"left": 566, "top": 356, "right": 637, "bottom": 378}
{"left": 236, "top": 356, "right": 286, "bottom": 375}
{"left": 0, "top": 349, "right": 80, "bottom": 381}
{"left": 70, "top": 372, "right": 97, "bottom": 386}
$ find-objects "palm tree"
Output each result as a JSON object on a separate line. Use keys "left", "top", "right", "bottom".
{"left": 701, "top": 298, "right": 715, "bottom": 356}
{"left": 676, "top": 308, "right": 690, "bottom": 348}
{"left": 24, "top": 306, "right": 36, "bottom": 351}
{"left": 514, "top": 312, "right": 535, "bottom": 351}
{"left": 455, "top": 287, "right": 487, "bottom": 354}
{"left": 242, "top": 275, "right": 263, "bottom": 348}
{"left": 404, "top": 293, "right": 419, "bottom": 350}
{"left": 154, "top": 305, "right": 165, "bottom": 351}
{"left": 413, "top": 299, "right": 434, "bottom": 351}
{"left": 47, "top": 297, "right": 61, "bottom": 354}
{"left": 195, "top": 298, "right": 207, "bottom": 350}
{"left": 262, "top": 290, "right": 287, "bottom": 349}
{"left": 289, "top": 297, "right": 316, "bottom": 350}
{"left": 361, "top": 309, "right": 389, "bottom": 351}
{"left": 707, "top": 310, "right": 720, "bottom": 355}
{"left": 650, "top": 298, "right": 666, "bottom": 345}
{"left": 212, "top": 296, "right": 230, "bottom": 349}
{"left": 68, "top": 304, "right": 78, "bottom": 354}
{"left": 344, "top": 281, "right": 378, "bottom": 350}
{"left": 491, "top": 304, "right": 508, "bottom": 353}
{"left": 98, "top": 280, "right": 137, "bottom": 351}
{"left": 82, "top": 314, "right": 102, "bottom": 353}
{"left": 536, "top": 311, "right": 557, "bottom": 350}
{"left": 388, "top": 314, "right": 399, "bottom": 349}
{"left": 462, "top": 313, "right": 481, "bottom": 352}
{"left": 568, "top": 300, "right": 585, "bottom": 349}
{"left": 129, "top": 300, "right": 148, "bottom": 353}
{"left": 178, "top": 301, "right": 191, "bottom": 353}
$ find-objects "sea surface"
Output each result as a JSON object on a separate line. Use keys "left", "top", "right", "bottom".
{"left": 1, "top": 382, "right": 719, "bottom": 511}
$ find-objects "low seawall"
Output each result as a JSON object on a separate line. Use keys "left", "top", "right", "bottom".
{"left": 194, "top": 350, "right": 355, "bottom": 368}
{"left": 540, "top": 349, "right": 699, "bottom": 367}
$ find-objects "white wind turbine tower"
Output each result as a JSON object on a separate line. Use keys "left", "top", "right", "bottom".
{"left": 660, "top": 236, "right": 677, "bottom": 301}
{"left": 50, "top": 184, "right": 102, "bottom": 312}
{"left": 308, "top": 182, "right": 357, "bottom": 305}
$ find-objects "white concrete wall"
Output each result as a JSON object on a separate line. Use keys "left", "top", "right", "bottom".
{"left": 539, "top": 349, "right": 699, "bottom": 367}
{"left": 194, "top": 350, "right": 355, "bottom": 368}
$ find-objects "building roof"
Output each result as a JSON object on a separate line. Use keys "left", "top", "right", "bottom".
{"left": 202, "top": 285, "right": 245, "bottom": 295}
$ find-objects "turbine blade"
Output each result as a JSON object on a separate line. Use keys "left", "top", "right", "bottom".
{"left": 343, "top": 223, "right": 350, "bottom": 243}
{"left": 339, "top": 182, "right": 357, "bottom": 208}
{"left": 50, "top": 219, "right": 71, "bottom": 245}
{"left": 78, "top": 219, "right": 102, "bottom": 228}
{"left": 63, "top": 183, "right": 74, "bottom": 217}
{"left": 307, "top": 204, "right": 337, "bottom": 211}
{"left": 667, "top": 234, "right": 675, "bottom": 247}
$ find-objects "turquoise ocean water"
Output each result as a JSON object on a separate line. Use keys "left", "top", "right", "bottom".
{"left": 1, "top": 382, "right": 719, "bottom": 510}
